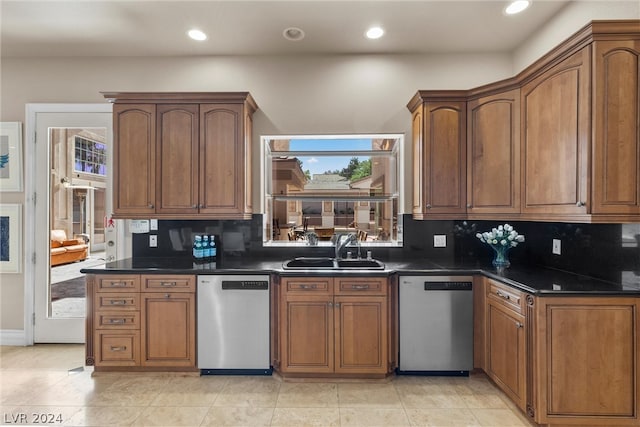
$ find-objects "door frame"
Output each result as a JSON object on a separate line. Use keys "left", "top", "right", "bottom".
{"left": 23, "top": 103, "right": 122, "bottom": 344}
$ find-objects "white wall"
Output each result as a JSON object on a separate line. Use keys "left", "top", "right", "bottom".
{"left": 1, "top": 1, "right": 636, "bottom": 338}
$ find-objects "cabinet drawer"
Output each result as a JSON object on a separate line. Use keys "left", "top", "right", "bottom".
{"left": 95, "top": 311, "right": 140, "bottom": 329}
{"left": 95, "top": 293, "right": 139, "bottom": 311}
{"left": 283, "top": 277, "right": 332, "bottom": 294}
{"left": 142, "top": 275, "right": 195, "bottom": 292}
{"left": 96, "top": 275, "right": 140, "bottom": 292}
{"left": 335, "top": 277, "right": 387, "bottom": 296}
{"left": 94, "top": 331, "right": 140, "bottom": 366}
{"left": 486, "top": 279, "right": 524, "bottom": 314}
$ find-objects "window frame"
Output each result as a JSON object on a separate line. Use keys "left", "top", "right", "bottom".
{"left": 260, "top": 133, "right": 404, "bottom": 247}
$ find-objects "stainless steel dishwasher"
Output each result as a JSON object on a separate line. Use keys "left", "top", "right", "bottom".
{"left": 398, "top": 275, "right": 473, "bottom": 375}
{"left": 197, "top": 275, "right": 271, "bottom": 375}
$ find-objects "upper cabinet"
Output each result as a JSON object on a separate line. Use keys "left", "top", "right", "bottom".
{"left": 521, "top": 47, "right": 591, "bottom": 217}
{"left": 112, "top": 104, "right": 157, "bottom": 217}
{"left": 467, "top": 89, "right": 521, "bottom": 215}
{"left": 105, "top": 92, "right": 258, "bottom": 220}
{"left": 592, "top": 39, "right": 640, "bottom": 216}
{"left": 408, "top": 93, "right": 467, "bottom": 219}
{"left": 408, "top": 20, "right": 640, "bottom": 223}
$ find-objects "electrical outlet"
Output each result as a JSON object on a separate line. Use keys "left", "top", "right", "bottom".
{"left": 433, "top": 235, "right": 447, "bottom": 248}
{"left": 149, "top": 235, "right": 158, "bottom": 248}
{"left": 552, "top": 239, "right": 561, "bottom": 255}
{"left": 150, "top": 219, "right": 158, "bottom": 231}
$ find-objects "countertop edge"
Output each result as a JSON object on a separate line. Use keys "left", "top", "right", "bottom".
{"left": 81, "top": 261, "right": 640, "bottom": 296}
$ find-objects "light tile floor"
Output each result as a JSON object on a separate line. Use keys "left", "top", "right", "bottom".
{"left": 0, "top": 345, "right": 535, "bottom": 426}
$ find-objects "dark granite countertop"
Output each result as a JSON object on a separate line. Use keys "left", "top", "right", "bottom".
{"left": 81, "top": 256, "right": 640, "bottom": 296}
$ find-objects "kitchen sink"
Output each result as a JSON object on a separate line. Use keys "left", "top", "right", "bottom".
{"left": 282, "top": 257, "right": 336, "bottom": 269}
{"left": 282, "top": 257, "right": 385, "bottom": 270}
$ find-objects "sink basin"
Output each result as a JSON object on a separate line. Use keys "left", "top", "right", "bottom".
{"left": 282, "top": 257, "right": 385, "bottom": 270}
{"left": 336, "top": 259, "right": 385, "bottom": 269}
{"left": 283, "top": 257, "right": 336, "bottom": 269}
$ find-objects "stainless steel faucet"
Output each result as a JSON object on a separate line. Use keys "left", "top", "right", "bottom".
{"left": 333, "top": 232, "right": 358, "bottom": 259}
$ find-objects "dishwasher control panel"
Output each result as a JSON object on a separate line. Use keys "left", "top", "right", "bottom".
{"left": 424, "top": 281, "right": 472, "bottom": 291}
{"left": 221, "top": 280, "right": 269, "bottom": 290}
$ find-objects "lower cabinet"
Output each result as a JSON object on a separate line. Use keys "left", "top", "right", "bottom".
{"left": 483, "top": 278, "right": 640, "bottom": 426}
{"left": 86, "top": 274, "right": 196, "bottom": 371}
{"left": 531, "top": 296, "right": 640, "bottom": 426}
{"left": 485, "top": 279, "right": 527, "bottom": 411}
{"left": 276, "top": 276, "right": 395, "bottom": 378}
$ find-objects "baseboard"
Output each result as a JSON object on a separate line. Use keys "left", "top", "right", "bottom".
{"left": 0, "top": 329, "right": 27, "bottom": 346}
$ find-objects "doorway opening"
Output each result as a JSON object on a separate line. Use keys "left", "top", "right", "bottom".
{"left": 49, "top": 128, "right": 107, "bottom": 319}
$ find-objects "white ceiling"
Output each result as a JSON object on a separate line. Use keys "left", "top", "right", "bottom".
{"left": 1, "top": 0, "right": 573, "bottom": 57}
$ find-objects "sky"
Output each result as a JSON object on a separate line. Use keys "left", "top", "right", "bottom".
{"left": 289, "top": 138, "right": 372, "bottom": 177}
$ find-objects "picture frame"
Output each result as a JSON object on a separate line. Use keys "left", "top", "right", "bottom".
{"left": 0, "top": 122, "right": 23, "bottom": 192}
{"left": 0, "top": 204, "right": 22, "bottom": 273}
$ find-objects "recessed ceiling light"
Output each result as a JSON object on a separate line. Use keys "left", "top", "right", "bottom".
{"left": 504, "top": 0, "right": 531, "bottom": 15}
{"left": 187, "top": 29, "right": 207, "bottom": 41}
{"left": 366, "top": 26, "right": 384, "bottom": 40}
{"left": 283, "top": 27, "right": 305, "bottom": 41}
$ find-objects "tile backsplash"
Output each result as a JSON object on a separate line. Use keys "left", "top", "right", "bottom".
{"left": 132, "top": 214, "right": 640, "bottom": 285}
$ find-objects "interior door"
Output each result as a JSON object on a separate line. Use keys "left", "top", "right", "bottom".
{"left": 29, "top": 106, "right": 112, "bottom": 343}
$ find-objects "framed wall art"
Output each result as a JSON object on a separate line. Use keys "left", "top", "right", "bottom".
{"left": 0, "top": 122, "right": 23, "bottom": 192}
{"left": 0, "top": 204, "right": 22, "bottom": 273}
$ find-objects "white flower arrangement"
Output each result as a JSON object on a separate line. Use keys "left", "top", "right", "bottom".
{"left": 476, "top": 223, "right": 525, "bottom": 248}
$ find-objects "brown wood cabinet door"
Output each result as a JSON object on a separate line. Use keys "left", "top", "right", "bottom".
{"left": 467, "top": 90, "right": 520, "bottom": 214}
{"left": 334, "top": 296, "right": 388, "bottom": 375}
{"left": 534, "top": 297, "right": 639, "bottom": 425}
{"left": 486, "top": 301, "right": 526, "bottom": 410}
{"left": 412, "top": 108, "right": 425, "bottom": 218}
{"left": 156, "top": 104, "right": 199, "bottom": 214}
{"left": 112, "top": 104, "right": 156, "bottom": 216}
{"left": 592, "top": 40, "right": 640, "bottom": 216}
{"left": 521, "top": 47, "right": 590, "bottom": 216}
{"left": 199, "top": 103, "right": 248, "bottom": 218}
{"left": 141, "top": 292, "right": 196, "bottom": 367}
{"left": 280, "top": 294, "right": 334, "bottom": 374}
{"left": 415, "top": 101, "right": 467, "bottom": 217}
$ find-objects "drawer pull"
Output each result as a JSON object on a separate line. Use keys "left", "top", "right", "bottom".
{"left": 351, "top": 284, "right": 370, "bottom": 290}
{"left": 110, "top": 346, "right": 127, "bottom": 352}
{"left": 108, "top": 281, "right": 128, "bottom": 287}
{"left": 299, "top": 284, "right": 318, "bottom": 290}
{"left": 109, "top": 299, "right": 128, "bottom": 305}
{"left": 515, "top": 322, "right": 524, "bottom": 329}
{"left": 159, "top": 281, "right": 177, "bottom": 287}
{"left": 496, "top": 290, "right": 510, "bottom": 300}
{"left": 108, "top": 318, "right": 126, "bottom": 324}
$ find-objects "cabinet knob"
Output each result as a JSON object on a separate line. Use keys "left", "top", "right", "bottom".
{"left": 328, "top": 302, "right": 333, "bottom": 308}
{"left": 164, "top": 293, "right": 171, "bottom": 298}
{"left": 466, "top": 204, "right": 472, "bottom": 208}
{"left": 192, "top": 205, "right": 197, "bottom": 208}
{"left": 426, "top": 204, "right": 432, "bottom": 209}
{"left": 515, "top": 322, "right": 524, "bottom": 328}
{"left": 148, "top": 204, "right": 154, "bottom": 209}
{"left": 576, "top": 201, "right": 585, "bottom": 207}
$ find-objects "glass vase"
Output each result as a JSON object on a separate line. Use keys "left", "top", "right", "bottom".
{"left": 491, "top": 246, "right": 511, "bottom": 270}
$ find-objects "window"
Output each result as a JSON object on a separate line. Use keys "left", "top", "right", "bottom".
{"left": 74, "top": 136, "right": 106, "bottom": 176}
{"left": 262, "top": 134, "right": 403, "bottom": 246}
